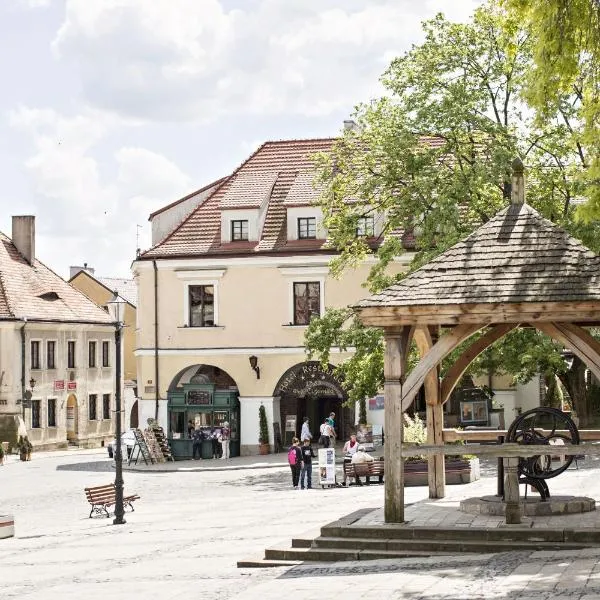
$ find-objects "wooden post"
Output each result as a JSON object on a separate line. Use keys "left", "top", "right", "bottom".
{"left": 426, "top": 402, "right": 445, "bottom": 498}
{"left": 503, "top": 457, "right": 521, "bottom": 524}
{"left": 384, "top": 327, "right": 412, "bottom": 523}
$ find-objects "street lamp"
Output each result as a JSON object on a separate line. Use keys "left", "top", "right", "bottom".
{"left": 107, "top": 290, "right": 126, "bottom": 525}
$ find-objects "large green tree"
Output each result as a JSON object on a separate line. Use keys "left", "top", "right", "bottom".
{"left": 306, "top": 2, "right": 600, "bottom": 425}
{"left": 504, "top": 0, "right": 600, "bottom": 221}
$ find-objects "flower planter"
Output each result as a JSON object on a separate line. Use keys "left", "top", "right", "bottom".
{"left": 403, "top": 458, "right": 480, "bottom": 486}
{"left": 258, "top": 442, "right": 270, "bottom": 455}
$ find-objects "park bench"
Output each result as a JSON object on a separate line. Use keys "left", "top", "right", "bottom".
{"left": 343, "top": 459, "right": 384, "bottom": 486}
{"left": 84, "top": 483, "right": 140, "bottom": 518}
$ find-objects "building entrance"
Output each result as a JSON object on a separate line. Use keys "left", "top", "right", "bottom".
{"left": 274, "top": 361, "right": 351, "bottom": 444}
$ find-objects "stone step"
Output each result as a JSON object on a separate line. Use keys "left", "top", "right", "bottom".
{"left": 264, "top": 546, "right": 456, "bottom": 562}
{"left": 291, "top": 537, "right": 313, "bottom": 548}
{"left": 312, "top": 535, "right": 588, "bottom": 553}
{"left": 321, "top": 525, "right": 600, "bottom": 544}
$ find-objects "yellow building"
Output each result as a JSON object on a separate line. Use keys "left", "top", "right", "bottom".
{"left": 133, "top": 137, "right": 411, "bottom": 457}
{"left": 69, "top": 266, "right": 139, "bottom": 428}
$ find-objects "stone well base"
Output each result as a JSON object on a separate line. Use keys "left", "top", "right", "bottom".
{"left": 460, "top": 495, "right": 595, "bottom": 517}
{"left": 0, "top": 515, "right": 14, "bottom": 539}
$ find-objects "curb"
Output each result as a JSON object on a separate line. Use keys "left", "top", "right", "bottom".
{"left": 123, "top": 461, "right": 291, "bottom": 473}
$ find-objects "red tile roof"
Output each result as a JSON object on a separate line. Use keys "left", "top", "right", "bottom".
{"left": 141, "top": 138, "right": 336, "bottom": 259}
{"left": 0, "top": 233, "right": 113, "bottom": 323}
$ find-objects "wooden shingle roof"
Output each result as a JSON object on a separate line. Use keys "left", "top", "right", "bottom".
{"left": 356, "top": 203, "right": 600, "bottom": 309}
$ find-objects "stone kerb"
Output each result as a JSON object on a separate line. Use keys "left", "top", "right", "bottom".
{"left": 0, "top": 515, "right": 15, "bottom": 539}
{"left": 460, "top": 495, "right": 595, "bottom": 517}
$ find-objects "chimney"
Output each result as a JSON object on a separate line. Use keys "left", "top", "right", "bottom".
{"left": 69, "top": 263, "right": 95, "bottom": 279}
{"left": 511, "top": 157, "right": 525, "bottom": 205}
{"left": 12, "top": 215, "right": 35, "bottom": 265}
{"left": 343, "top": 119, "right": 359, "bottom": 133}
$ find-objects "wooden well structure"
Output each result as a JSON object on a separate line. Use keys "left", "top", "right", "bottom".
{"left": 354, "top": 160, "right": 600, "bottom": 523}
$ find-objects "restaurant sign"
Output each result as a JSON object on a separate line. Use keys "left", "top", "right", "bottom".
{"left": 273, "top": 361, "right": 346, "bottom": 400}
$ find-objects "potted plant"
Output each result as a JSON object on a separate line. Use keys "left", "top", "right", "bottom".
{"left": 17, "top": 435, "right": 32, "bottom": 462}
{"left": 258, "top": 404, "right": 270, "bottom": 455}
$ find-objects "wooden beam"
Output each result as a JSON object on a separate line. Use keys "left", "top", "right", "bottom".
{"left": 383, "top": 326, "right": 413, "bottom": 524}
{"left": 402, "top": 443, "right": 600, "bottom": 457}
{"left": 535, "top": 322, "right": 600, "bottom": 381}
{"left": 400, "top": 324, "right": 482, "bottom": 412}
{"left": 442, "top": 428, "right": 600, "bottom": 442}
{"left": 440, "top": 323, "right": 519, "bottom": 404}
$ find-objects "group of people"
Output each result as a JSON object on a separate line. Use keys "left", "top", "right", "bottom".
{"left": 189, "top": 421, "right": 231, "bottom": 460}
{"left": 288, "top": 414, "right": 377, "bottom": 488}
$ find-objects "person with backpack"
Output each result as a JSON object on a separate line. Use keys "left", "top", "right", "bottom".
{"left": 300, "top": 438, "right": 316, "bottom": 489}
{"left": 287, "top": 437, "right": 303, "bottom": 489}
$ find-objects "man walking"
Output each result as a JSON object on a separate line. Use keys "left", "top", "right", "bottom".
{"left": 300, "top": 417, "right": 312, "bottom": 443}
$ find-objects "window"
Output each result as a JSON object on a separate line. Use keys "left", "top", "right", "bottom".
{"left": 297, "top": 217, "right": 316, "bottom": 239}
{"left": 48, "top": 399, "right": 56, "bottom": 427}
{"left": 47, "top": 341, "right": 56, "bottom": 369}
{"left": 32, "top": 400, "right": 41, "bottom": 429}
{"left": 357, "top": 216, "right": 375, "bottom": 237}
{"left": 88, "top": 394, "right": 97, "bottom": 421}
{"left": 103, "top": 394, "right": 111, "bottom": 420}
{"left": 189, "top": 285, "right": 215, "bottom": 327}
{"left": 31, "top": 341, "right": 41, "bottom": 370}
{"left": 102, "top": 341, "right": 110, "bottom": 367}
{"left": 88, "top": 341, "right": 97, "bottom": 368}
{"left": 293, "top": 282, "right": 320, "bottom": 325}
{"left": 231, "top": 220, "right": 249, "bottom": 241}
{"left": 67, "top": 341, "right": 76, "bottom": 369}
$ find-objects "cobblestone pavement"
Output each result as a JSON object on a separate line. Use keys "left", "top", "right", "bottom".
{"left": 2, "top": 450, "right": 600, "bottom": 599}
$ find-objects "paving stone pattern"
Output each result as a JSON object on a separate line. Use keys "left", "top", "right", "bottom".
{"left": 3, "top": 450, "right": 600, "bottom": 599}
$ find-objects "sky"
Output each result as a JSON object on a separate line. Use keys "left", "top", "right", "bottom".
{"left": 0, "top": 0, "right": 481, "bottom": 279}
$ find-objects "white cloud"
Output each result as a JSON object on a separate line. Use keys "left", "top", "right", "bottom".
{"left": 9, "top": 107, "right": 192, "bottom": 276}
{"left": 51, "top": 0, "right": 480, "bottom": 123}
{"left": 17, "top": 0, "right": 52, "bottom": 7}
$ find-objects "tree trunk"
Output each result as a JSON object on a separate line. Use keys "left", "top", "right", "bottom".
{"left": 558, "top": 356, "right": 591, "bottom": 427}
{"left": 542, "top": 374, "right": 563, "bottom": 408}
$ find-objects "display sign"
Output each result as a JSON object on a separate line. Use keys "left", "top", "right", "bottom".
{"left": 130, "top": 428, "right": 153, "bottom": 465}
{"left": 54, "top": 380, "right": 65, "bottom": 391}
{"left": 318, "top": 448, "right": 336, "bottom": 486}
{"left": 368, "top": 395, "right": 384, "bottom": 410}
{"left": 67, "top": 381, "right": 77, "bottom": 391}
{"left": 460, "top": 400, "right": 489, "bottom": 424}
{"left": 285, "top": 415, "right": 297, "bottom": 433}
{"left": 187, "top": 390, "right": 211, "bottom": 405}
{"left": 274, "top": 361, "right": 346, "bottom": 400}
{"left": 356, "top": 424, "right": 374, "bottom": 451}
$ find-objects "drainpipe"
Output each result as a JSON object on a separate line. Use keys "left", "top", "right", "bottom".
{"left": 153, "top": 260, "right": 160, "bottom": 421}
{"left": 20, "top": 319, "right": 27, "bottom": 420}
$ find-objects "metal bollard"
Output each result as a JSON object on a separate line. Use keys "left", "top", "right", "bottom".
{"left": 497, "top": 435, "right": 505, "bottom": 498}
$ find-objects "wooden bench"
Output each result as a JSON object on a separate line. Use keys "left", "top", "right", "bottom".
{"left": 343, "top": 459, "right": 384, "bottom": 486}
{"left": 84, "top": 484, "right": 140, "bottom": 518}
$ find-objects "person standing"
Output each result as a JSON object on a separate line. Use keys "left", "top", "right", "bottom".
{"left": 300, "top": 438, "right": 316, "bottom": 489}
{"left": 319, "top": 418, "right": 331, "bottom": 448}
{"left": 192, "top": 426, "right": 203, "bottom": 460}
{"left": 300, "top": 417, "right": 312, "bottom": 443}
{"left": 287, "top": 437, "right": 303, "bottom": 489}
{"left": 220, "top": 421, "right": 231, "bottom": 459}
{"left": 327, "top": 412, "right": 336, "bottom": 442}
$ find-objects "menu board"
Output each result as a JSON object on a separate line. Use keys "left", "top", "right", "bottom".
{"left": 187, "top": 390, "right": 211, "bottom": 405}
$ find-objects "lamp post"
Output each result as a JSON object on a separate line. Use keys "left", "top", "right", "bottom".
{"left": 107, "top": 291, "right": 126, "bottom": 525}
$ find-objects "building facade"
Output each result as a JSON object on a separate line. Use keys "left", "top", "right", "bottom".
{"left": 133, "top": 138, "right": 411, "bottom": 456}
{"left": 0, "top": 216, "right": 117, "bottom": 450}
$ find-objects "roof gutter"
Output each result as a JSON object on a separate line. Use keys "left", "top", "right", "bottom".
{"left": 20, "top": 319, "right": 27, "bottom": 420}
{"left": 153, "top": 260, "right": 160, "bottom": 421}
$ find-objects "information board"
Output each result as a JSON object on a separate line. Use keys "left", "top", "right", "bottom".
{"left": 318, "top": 448, "right": 336, "bottom": 487}
{"left": 187, "top": 390, "right": 211, "bottom": 405}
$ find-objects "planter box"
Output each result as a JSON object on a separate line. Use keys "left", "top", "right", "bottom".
{"left": 404, "top": 458, "right": 480, "bottom": 486}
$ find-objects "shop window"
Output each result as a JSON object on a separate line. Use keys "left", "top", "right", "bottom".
{"left": 48, "top": 398, "right": 56, "bottom": 427}
{"left": 297, "top": 217, "right": 316, "bottom": 239}
{"left": 47, "top": 340, "right": 56, "bottom": 369}
{"left": 293, "top": 282, "right": 320, "bottom": 325}
{"left": 31, "top": 400, "right": 41, "bottom": 428}
{"left": 89, "top": 394, "right": 97, "bottom": 421}
{"left": 67, "top": 341, "right": 76, "bottom": 369}
{"left": 88, "top": 341, "right": 97, "bottom": 368}
{"left": 103, "top": 394, "right": 110, "bottom": 420}
{"left": 170, "top": 412, "right": 185, "bottom": 439}
{"left": 102, "top": 341, "right": 110, "bottom": 367}
{"left": 231, "top": 220, "right": 248, "bottom": 241}
{"left": 31, "top": 341, "right": 41, "bottom": 370}
{"left": 357, "top": 216, "right": 375, "bottom": 237}
{"left": 189, "top": 285, "right": 215, "bottom": 327}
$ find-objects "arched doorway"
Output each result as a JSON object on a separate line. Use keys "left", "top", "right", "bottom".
{"left": 167, "top": 364, "right": 240, "bottom": 460}
{"left": 130, "top": 400, "right": 139, "bottom": 429}
{"left": 273, "top": 361, "right": 350, "bottom": 445}
{"left": 66, "top": 394, "right": 78, "bottom": 442}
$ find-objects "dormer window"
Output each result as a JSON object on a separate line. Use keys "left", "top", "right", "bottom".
{"left": 231, "top": 220, "right": 249, "bottom": 241}
{"left": 357, "top": 216, "right": 375, "bottom": 237}
{"left": 298, "top": 217, "right": 316, "bottom": 239}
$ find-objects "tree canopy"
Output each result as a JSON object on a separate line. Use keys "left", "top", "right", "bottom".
{"left": 306, "top": 1, "right": 600, "bottom": 423}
